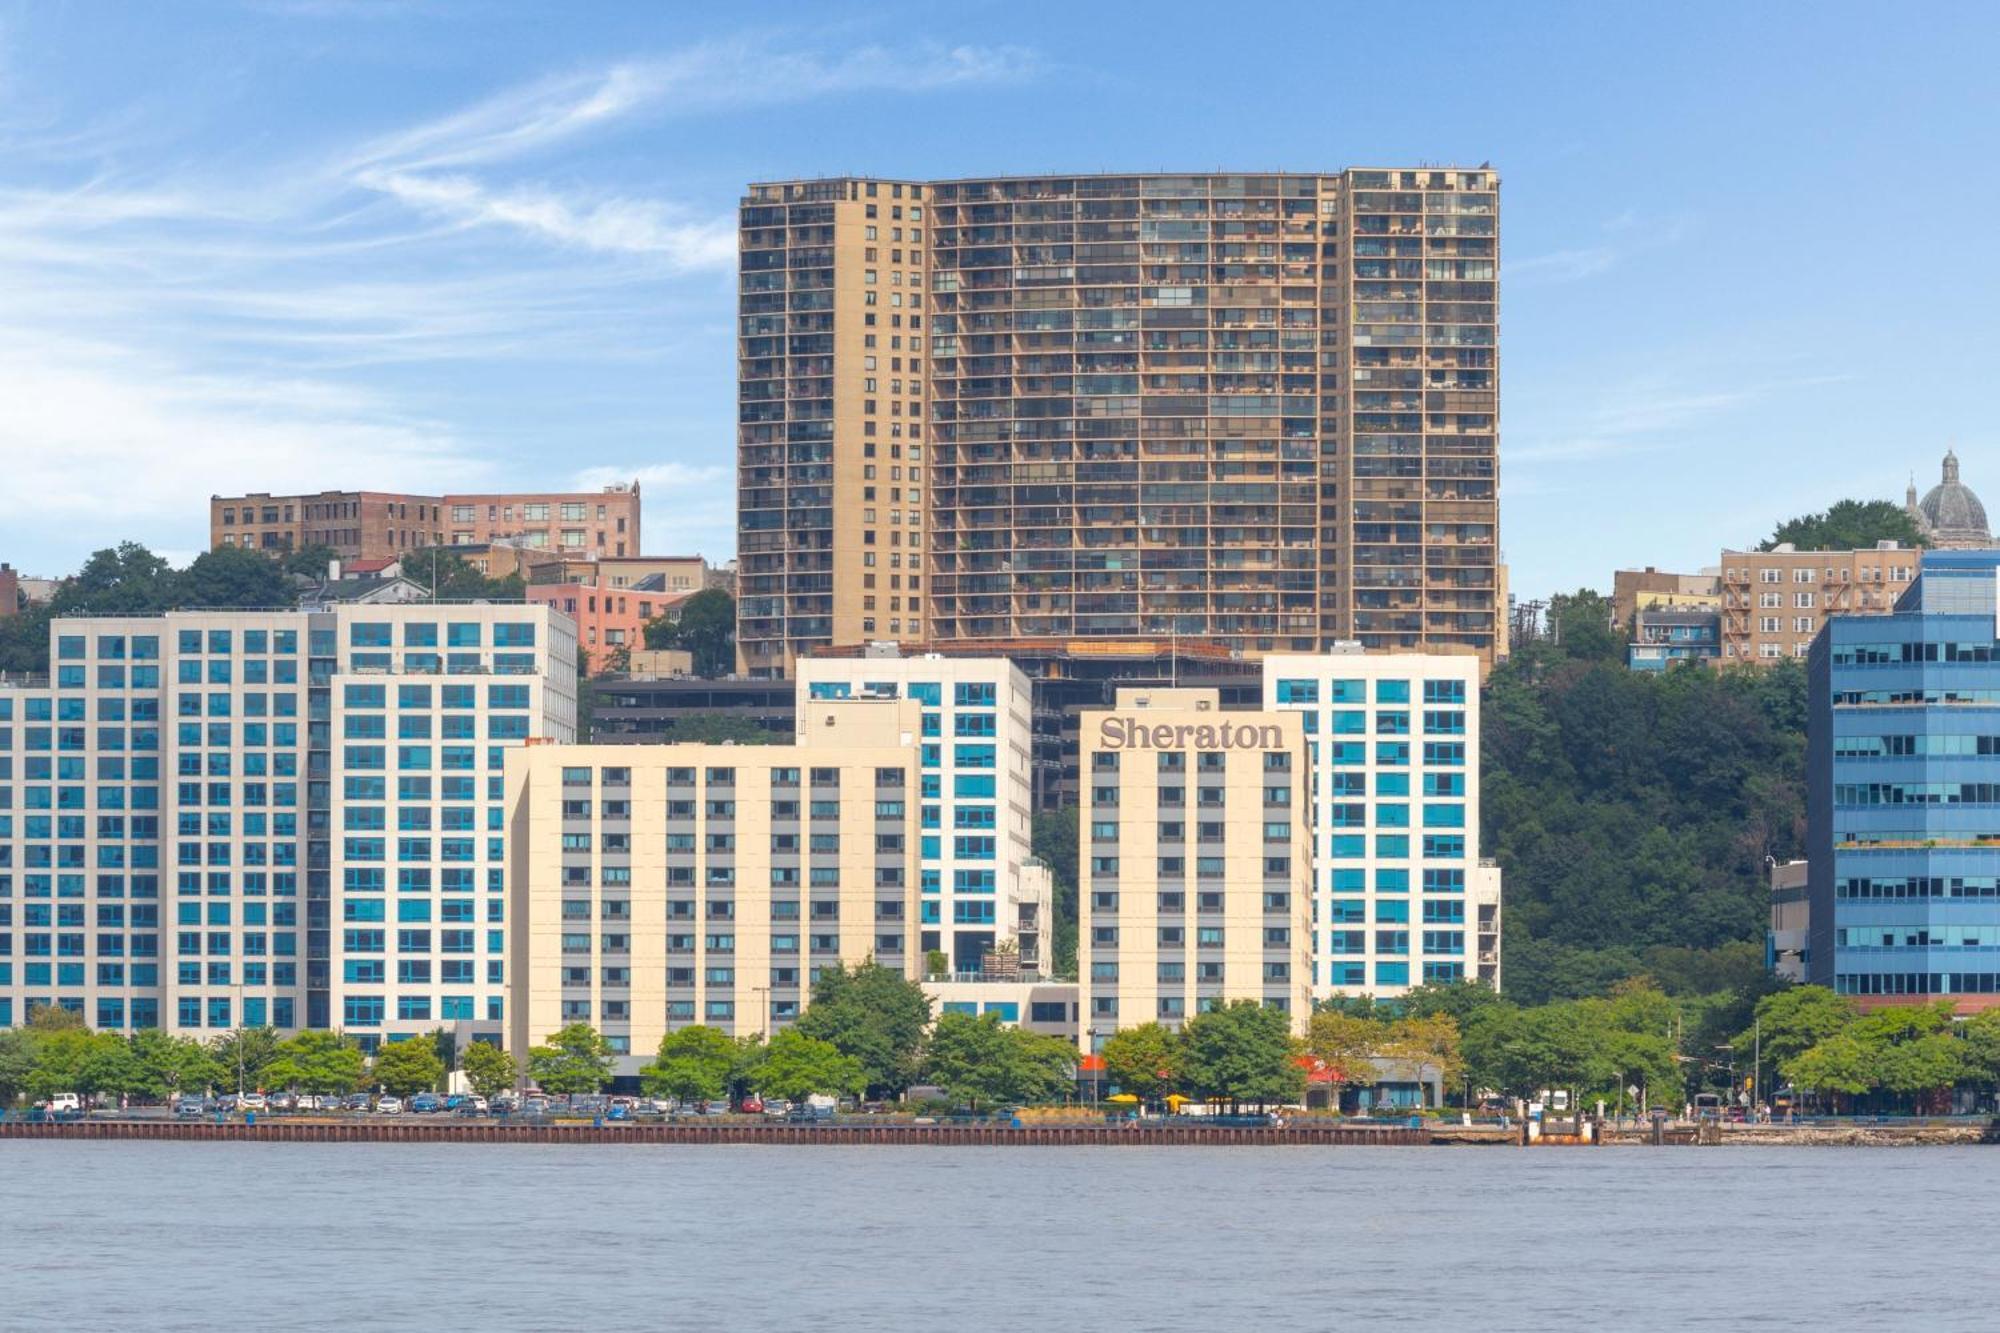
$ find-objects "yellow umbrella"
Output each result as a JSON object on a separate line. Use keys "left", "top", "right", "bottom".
{"left": 1164, "top": 1094, "right": 1192, "bottom": 1108}
{"left": 1106, "top": 1093, "right": 1141, "bottom": 1104}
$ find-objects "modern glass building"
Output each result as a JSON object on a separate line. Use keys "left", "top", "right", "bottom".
{"left": 1809, "top": 549, "right": 2000, "bottom": 1008}
{"left": 1263, "top": 651, "right": 1501, "bottom": 999}
{"left": 738, "top": 170, "right": 1502, "bottom": 676}
{"left": 0, "top": 605, "right": 577, "bottom": 1047}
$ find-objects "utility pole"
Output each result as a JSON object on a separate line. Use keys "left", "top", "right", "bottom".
{"left": 1753, "top": 1014, "right": 1762, "bottom": 1115}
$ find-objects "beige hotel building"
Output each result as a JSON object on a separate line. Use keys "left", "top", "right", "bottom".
{"left": 1076, "top": 688, "right": 1313, "bottom": 1048}
{"left": 738, "top": 170, "right": 1502, "bottom": 677}
{"left": 1718, "top": 543, "right": 1917, "bottom": 664}
{"left": 508, "top": 707, "right": 921, "bottom": 1071}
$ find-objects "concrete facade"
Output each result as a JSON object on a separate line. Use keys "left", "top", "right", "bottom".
{"left": 1077, "top": 687, "right": 1313, "bottom": 1049}
{"left": 1263, "top": 651, "right": 1499, "bottom": 999}
{"left": 507, "top": 735, "right": 920, "bottom": 1073}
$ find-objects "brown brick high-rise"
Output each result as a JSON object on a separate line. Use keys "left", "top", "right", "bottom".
{"left": 737, "top": 171, "right": 1501, "bottom": 677}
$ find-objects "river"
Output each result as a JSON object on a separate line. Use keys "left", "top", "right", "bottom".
{"left": 1, "top": 1143, "right": 1985, "bottom": 1329}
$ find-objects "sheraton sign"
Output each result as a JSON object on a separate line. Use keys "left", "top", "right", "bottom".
{"left": 1097, "top": 717, "right": 1285, "bottom": 751}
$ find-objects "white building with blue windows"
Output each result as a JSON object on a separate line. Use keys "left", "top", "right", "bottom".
{"left": 794, "top": 654, "right": 1043, "bottom": 976}
{"left": 1263, "top": 650, "right": 1501, "bottom": 1000}
{"left": 0, "top": 604, "right": 576, "bottom": 1049}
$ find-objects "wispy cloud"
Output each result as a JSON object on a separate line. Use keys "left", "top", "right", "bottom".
{"left": 1506, "top": 212, "right": 1694, "bottom": 287}
{"left": 0, "top": 32, "right": 1042, "bottom": 565}
{"left": 1510, "top": 375, "right": 1850, "bottom": 467}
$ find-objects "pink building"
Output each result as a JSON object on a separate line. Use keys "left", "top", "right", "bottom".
{"left": 527, "top": 576, "right": 692, "bottom": 673}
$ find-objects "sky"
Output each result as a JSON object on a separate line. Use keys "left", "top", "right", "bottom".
{"left": 1, "top": 0, "right": 1997, "bottom": 600}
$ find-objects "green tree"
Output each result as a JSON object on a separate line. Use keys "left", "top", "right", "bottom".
{"left": 793, "top": 961, "right": 932, "bottom": 1099}
{"left": 1547, "top": 588, "right": 1623, "bottom": 661}
{"left": 405, "top": 548, "right": 526, "bottom": 601}
{"left": 1100, "top": 1022, "right": 1184, "bottom": 1101}
{"left": 281, "top": 545, "right": 340, "bottom": 579}
{"left": 264, "top": 1031, "right": 365, "bottom": 1096}
{"left": 177, "top": 545, "right": 293, "bottom": 609}
{"left": 1763, "top": 499, "right": 1924, "bottom": 553}
{"left": 129, "top": 1031, "right": 222, "bottom": 1100}
{"left": 753, "top": 1029, "right": 867, "bottom": 1104}
{"left": 209, "top": 1027, "right": 283, "bottom": 1094}
{"left": 1032, "top": 808, "right": 1079, "bottom": 976}
{"left": 659, "top": 713, "right": 777, "bottom": 745}
{"left": 0, "top": 602, "right": 54, "bottom": 675}
{"left": 527, "top": 1023, "right": 616, "bottom": 1095}
{"left": 1783, "top": 1031, "right": 1876, "bottom": 1098}
{"left": 643, "top": 587, "right": 735, "bottom": 676}
{"left": 922, "top": 1012, "right": 1075, "bottom": 1110}
{"left": 372, "top": 1038, "right": 446, "bottom": 1097}
{"left": 52, "top": 543, "right": 177, "bottom": 616}
{"left": 460, "top": 1041, "right": 518, "bottom": 1099}
{"left": 1302, "top": 1009, "right": 1391, "bottom": 1097}
{"left": 0, "top": 1030, "right": 34, "bottom": 1107}
{"left": 1742, "top": 986, "right": 1855, "bottom": 1068}
{"left": 1181, "top": 1001, "right": 1306, "bottom": 1107}
{"left": 640, "top": 1025, "right": 738, "bottom": 1105}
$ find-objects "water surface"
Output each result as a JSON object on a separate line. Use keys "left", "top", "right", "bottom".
{"left": 2, "top": 1143, "right": 1985, "bottom": 1330}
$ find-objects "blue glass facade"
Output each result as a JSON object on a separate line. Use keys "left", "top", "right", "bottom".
{"left": 1810, "top": 551, "right": 2000, "bottom": 1001}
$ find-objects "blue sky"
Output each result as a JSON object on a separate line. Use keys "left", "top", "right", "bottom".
{"left": 3, "top": 0, "right": 1997, "bottom": 600}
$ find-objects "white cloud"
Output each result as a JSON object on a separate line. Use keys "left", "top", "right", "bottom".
{"left": 361, "top": 171, "right": 737, "bottom": 266}
{"left": 1506, "top": 214, "right": 1693, "bottom": 286}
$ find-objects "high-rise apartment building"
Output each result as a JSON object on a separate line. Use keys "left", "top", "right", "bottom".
{"left": 1719, "top": 543, "right": 1918, "bottom": 664}
{"left": 508, "top": 727, "right": 919, "bottom": 1072}
{"left": 1263, "top": 651, "right": 1499, "bottom": 999}
{"left": 1809, "top": 550, "right": 2000, "bottom": 1012}
{"left": 793, "top": 655, "right": 1041, "bottom": 974}
{"left": 1076, "top": 687, "right": 1313, "bottom": 1049}
{"left": 0, "top": 605, "right": 577, "bottom": 1044}
{"left": 738, "top": 170, "right": 1501, "bottom": 676}
{"left": 210, "top": 484, "right": 642, "bottom": 562}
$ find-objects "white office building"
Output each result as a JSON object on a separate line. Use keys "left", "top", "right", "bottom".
{"left": 793, "top": 654, "right": 1040, "bottom": 975}
{"left": 0, "top": 604, "right": 576, "bottom": 1047}
{"left": 1263, "top": 651, "right": 1501, "bottom": 1000}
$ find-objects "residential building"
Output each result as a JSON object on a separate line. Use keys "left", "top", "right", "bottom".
{"left": 523, "top": 555, "right": 708, "bottom": 595}
{"left": 507, "top": 729, "right": 920, "bottom": 1074}
{"left": 0, "top": 605, "right": 577, "bottom": 1043}
{"left": 1768, "top": 859, "right": 1808, "bottom": 984}
{"left": 1077, "top": 687, "right": 1313, "bottom": 1050}
{"left": 739, "top": 169, "right": 1502, "bottom": 677}
{"left": 1610, "top": 566, "right": 1720, "bottom": 630}
{"left": 1628, "top": 608, "right": 1722, "bottom": 671}
{"left": 1719, "top": 542, "right": 1918, "bottom": 664}
{"left": 923, "top": 976, "right": 1078, "bottom": 1040}
{"left": 1263, "top": 650, "right": 1500, "bottom": 999}
{"left": 209, "top": 484, "right": 642, "bottom": 562}
{"left": 1808, "top": 549, "right": 2000, "bottom": 1011}
{"left": 526, "top": 578, "right": 693, "bottom": 674}
{"left": 793, "top": 655, "right": 1037, "bottom": 974}
{"left": 0, "top": 564, "right": 16, "bottom": 618}
{"left": 1906, "top": 450, "right": 1991, "bottom": 548}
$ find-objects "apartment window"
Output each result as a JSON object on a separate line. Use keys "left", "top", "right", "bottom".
{"left": 1795, "top": 592, "right": 1815, "bottom": 609}
{"left": 1759, "top": 569, "right": 1781, "bottom": 584}
{"left": 1794, "top": 618, "right": 1813, "bottom": 634}
{"left": 1759, "top": 617, "right": 1781, "bottom": 633}
{"left": 1794, "top": 569, "right": 1815, "bottom": 584}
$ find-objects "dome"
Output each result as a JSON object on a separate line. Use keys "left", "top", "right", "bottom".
{"left": 1914, "top": 450, "right": 1991, "bottom": 548}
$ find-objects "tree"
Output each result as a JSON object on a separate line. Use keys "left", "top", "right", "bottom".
{"left": 0, "top": 1030, "right": 33, "bottom": 1107}
{"left": 1547, "top": 588, "right": 1623, "bottom": 661}
{"left": 129, "top": 1031, "right": 222, "bottom": 1100}
{"left": 209, "top": 1027, "right": 283, "bottom": 1094}
{"left": 52, "top": 543, "right": 177, "bottom": 616}
{"left": 1385, "top": 1013, "right": 1466, "bottom": 1092}
{"left": 1032, "top": 809, "right": 1079, "bottom": 976}
{"left": 753, "top": 1029, "right": 866, "bottom": 1104}
{"left": 640, "top": 1025, "right": 738, "bottom": 1105}
{"left": 371, "top": 1038, "right": 446, "bottom": 1097}
{"left": 1743, "top": 986, "right": 1855, "bottom": 1068}
{"left": 527, "top": 1023, "right": 616, "bottom": 1095}
{"left": 0, "top": 602, "right": 54, "bottom": 675}
{"left": 1763, "top": 499, "right": 1924, "bottom": 553}
{"left": 1302, "top": 1010, "right": 1390, "bottom": 1096}
{"left": 405, "top": 548, "right": 525, "bottom": 602}
{"left": 1181, "top": 1001, "right": 1306, "bottom": 1107}
{"left": 1100, "top": 1022, "right": 1184, "bottom": 1101}
{"left": 177, "top": 545, "right": 292, "bottom": 609}
{"left": 643, "top": 587, "right": 735, "bottom": 676}
{"left": 922, "top": 1012, "right": 1075, "bottom": 1110}
{"left": 460, "top": 1041, "right": 518, "bottom": 1099}
{"left": 793, "top": 961, "right": 932, "bottom": 1099}
{"left": 659, "top": 713, "right": 777, "bottom": 745}
{"left": 282, "top": 545, "right": 341, "bottom": 579}
{"left": 264, "top": 1031, "right": 365, "bottom": 1096}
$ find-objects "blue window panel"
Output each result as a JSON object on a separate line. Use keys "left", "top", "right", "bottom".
{"left": 1375, "top": 679, "right": 1410, "bottom": 704}
{"left": 1374, "top": 961, "right": 1410, "bottom": 987}
{"left": 1275, "top": 679, "right": 1317, "bottom": 704}
{"left": 1422, "top": 803, "right": 1465, "bottom": 829}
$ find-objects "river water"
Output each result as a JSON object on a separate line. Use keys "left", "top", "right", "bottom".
{"left": 2, "top": 1143, "right": 1988, "bottom": 1330}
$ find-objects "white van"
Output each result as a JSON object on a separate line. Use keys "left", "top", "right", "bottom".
{"left": 46, "top": 1093, "right": 82, "bottom": 1114}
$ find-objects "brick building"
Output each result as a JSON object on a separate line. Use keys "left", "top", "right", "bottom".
{"left": 210, "top": 483, "right": 642, "bottom": 563}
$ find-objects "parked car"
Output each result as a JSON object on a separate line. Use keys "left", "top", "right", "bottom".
{"left": 739, "top": 1096, "right": 764, "bottom": 1115}
{"left": 45, "top": 1093, "right": 82, "bottom": 1115}
{"left": 762, "top": 1099, "right": 792, "bottom": 1119}
{"left": 173, "top": 1096, "right": 208, "bottom": 1119}
{"left": 521, "top": 1096, "right": 552, "bottom": 1117}
{"left": 344, "top": 1093, "right": 372, "bottom": 1111}
{"left": 409, "top": 1093, "right": 444, "bottom": 1114}
{"left": 451, "top": 1096, "right": 488, "bottom": 1117}
{"left": 239, "top": 1092, "right": 268, "bottom": 1111}
{"left": 376, "top": 1096, "right": 404, "bottom": 1115}
{"left": 489, "top": 1093, "right": 520, "bottom": 1115}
